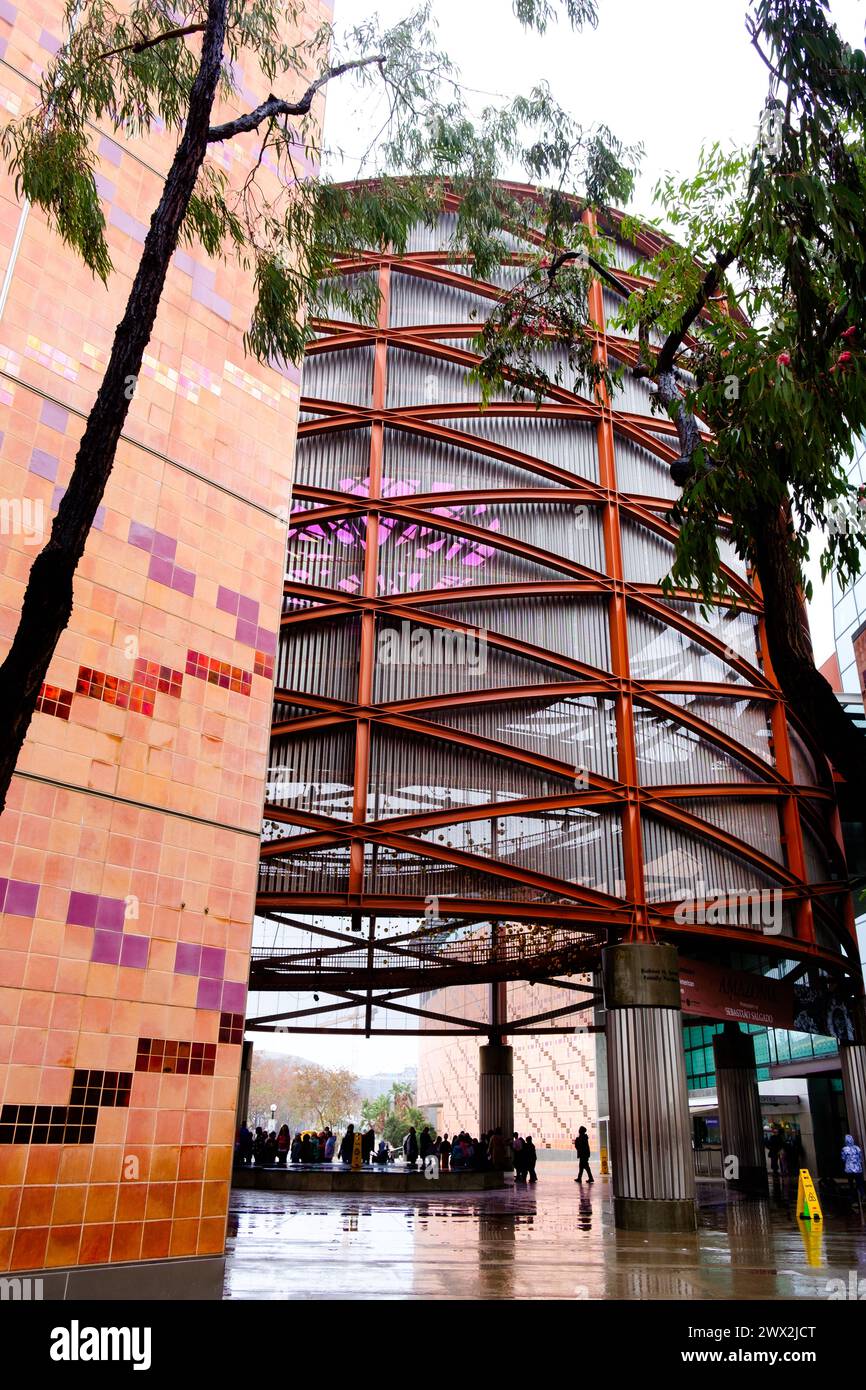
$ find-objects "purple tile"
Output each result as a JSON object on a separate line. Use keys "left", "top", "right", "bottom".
{"left": 91, "top": 930, "right": 122, "bottom": 965}
{"left": 196, "top": 977, "right": 222, "bottom": 1010}
{"left": 128, "top": 520, "right": 154, "bottom": 551}
{"left": 0, "top": 878, "right": 7, "bottom": 910}
{"left": 94, "top": 172, "right": 116, "bottom": 203}
{"left": 95, "top": 895, "right": 125, "bottom": 930}
{"left": 4, "top": 880, "right": 38, "bottom": 916}
{"left": 216, "top": 585, "right": 240, "bottom": 615}
{"left": 171, "top": 566, "right": 196, "bottom": 597}
{"left": 173, "top": 248, "right": 196, "bottom": 277}
{"left": 97, "top": 135, "right": 123, "bottom": 167}
{"left": 221, "top": 981, "right": 246, "bottom": 1013}
{"left": 175, "top": 943, "right": 202, "bottom": 976}
{"left": 66, "top": 891, "right": 99, "bottom": 927}
{"left": 0, "top": 2, "right": 17, "bottom": 26}
{"left": 109, "top": 205, "right": 148, "bottom": 244}
{"left": 119, "top": 934, "right": 149, "bottom": 969}
{"left": 255, "top": 627, "right": 277, "bottom": 656}
{"left": 199, "top": 946, "right": 226, "bottom": 980}
{"left": 29, "top": 448, "right": 58, "bottom": 481}
{"left": 39, "top": 29, "right": 61, "bottom": 55}
{"left": 148, "top": 555, "right": 174, "bottom": 587}
{"left": 235, "top": 618, "right": 258, "bottom": 647}
{"left": 151, "top": 529, "right": 176, "bottom": 561}
{"left": 237, "top": 594, "right": 259, "bottom": 623}
{"left": 40, "top": 399, "right": 69, "bottom": 432}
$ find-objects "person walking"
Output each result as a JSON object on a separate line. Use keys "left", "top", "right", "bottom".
{"left": 574, "top": 1126, "right": 594, "bottom": 1184}
{"left": 842, "top": 1133, "right": 865, "bottom": 1200}
{"left": 276, "top": 1123, "right": 290, "bottom": 1166}
{"left": 524, "top": 1135, "right": 538, "bottom": 1182}
{"left": 403, "top": 1125, "right": 419, "bottom": 1168}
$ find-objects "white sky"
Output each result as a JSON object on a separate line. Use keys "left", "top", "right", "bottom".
{"left": 267, "top": 0, "right": 865, "bottom": 1073}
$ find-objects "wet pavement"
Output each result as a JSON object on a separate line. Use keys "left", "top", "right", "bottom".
{"left": 223, "top": 1164, "right": 866, "bottom": 1300}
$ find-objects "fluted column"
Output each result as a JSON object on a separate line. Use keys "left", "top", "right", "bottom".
{"left": 478, "top": 1043, "right": 513, "bottom": 1141}
{"left": 712, "top": 1022, "right": 768, "bottom": 1193}
{"left": 840, "top": 1042, "right": 866, "bottom": 1152}
{"left": 604, "top": 941, "right": 696, "bottom": 1231}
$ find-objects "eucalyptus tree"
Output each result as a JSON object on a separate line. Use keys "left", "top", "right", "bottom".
{"left": 0, "top": 0, "right": 635, "bottom": 810}
{"left": 474, "top": 0, "right": 866, "bottom": 785}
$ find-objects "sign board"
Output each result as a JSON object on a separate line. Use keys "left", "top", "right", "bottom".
{"left": 797, "top": 1168, "right": 822, "bottom": 1223}
{"left": 351, "top": 1132, "right": 363, "bottom": 1171}
{"left": 679, "top": 958, "right": 854, "bottom": 1039}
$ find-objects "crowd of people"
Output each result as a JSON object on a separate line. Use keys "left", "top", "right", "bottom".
{"left": 236, "top": 1118, "right": 596, "bottom": 1184}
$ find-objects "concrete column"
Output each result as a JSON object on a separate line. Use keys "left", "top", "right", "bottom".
{"left": 604, "top": 941, "right": 696, "bottom": 1232}
{"left": 478, "top": 1042, "right": 513, "bottom": 1140}
{"left": 235, "top": 1039, "right": 253, "bottom": 1129}
{"left": 840, "top": 1042, "right": 866, "bottom": 1151}
{"left": 712, "top": 1022, "right": 768, "bottom": 1194}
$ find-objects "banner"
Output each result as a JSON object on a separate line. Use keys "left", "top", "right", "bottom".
{"left": 679, "top": 957, "right": 853, "bottom": 1038}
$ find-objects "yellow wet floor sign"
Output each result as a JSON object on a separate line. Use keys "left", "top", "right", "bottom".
{"left": 796, "top": 1168, "right": 822, "bottom": 1223}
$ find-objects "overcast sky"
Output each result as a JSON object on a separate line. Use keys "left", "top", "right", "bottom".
{"left": 269, "top": 0, "right": 866, "bottom": 1075}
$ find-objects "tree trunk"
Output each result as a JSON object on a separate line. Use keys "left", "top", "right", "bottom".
{"left": 750, "top": 502, "right": 866, "bottom": 785}
{"left": 0, "top": 0, "right": 229, "bottom": 813}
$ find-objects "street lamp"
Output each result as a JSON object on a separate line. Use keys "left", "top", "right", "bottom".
{"left": 270, "top": 1103, "right": 277, "bottom": 1132}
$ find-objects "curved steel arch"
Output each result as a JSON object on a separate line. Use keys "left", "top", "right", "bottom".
{"left": 252, "top": 190, "right": 858, "bottom": 1036}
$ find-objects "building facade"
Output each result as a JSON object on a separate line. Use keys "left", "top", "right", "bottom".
{"left": 255, "top": 189, "right": 860, "bottom": 1174}
{"left": 0, "top": 1, "right": 329, "bottom": 1292}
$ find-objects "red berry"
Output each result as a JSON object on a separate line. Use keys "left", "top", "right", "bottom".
{"left": 839, "top": 351, "right": 853, "bottom": 364}
{"left": 776, "top": 352, "right": 791, "bottom": 366}
{"left": 841, "top": 326, "right": 857, "bottom": 340}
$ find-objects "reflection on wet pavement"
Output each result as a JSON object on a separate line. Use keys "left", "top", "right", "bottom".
{"left": 224, "top": 1165, "right": 866, "bottom": 1300}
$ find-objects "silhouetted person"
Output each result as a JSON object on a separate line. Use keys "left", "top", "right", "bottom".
{"left": 513, "top": 1132, "right": 526, "bottom": 1183}
{"left": 290, "top": 1132, "right": 302, "bottom": 1164}
{"left": 842, "top": 1134, "right": 865, "bottom": 1200}
{"left": 238, "top": 1123, "right": 253, "bottom": 1166}
{"left": 574, "top": 1126, "right": 594, "bottom": 1183}
{"left": 300, "top": 1132, "right": 313, "bottom": 1164}
{"left": 439, "top": 1134, "right": 451, "bottom": 1171}
{"left": 338, "top": 1124, "right": 355, "bottom": 1164}
{"left": 362, "top": 1125, "right": 376, "bottom": 1164}
{"left": 403, "top": 1125, "right": 419, "bottom": 1168}
{"left": 524, "top": 1135, "right": 538, "bottom": 1182}
{"left": 488, "top": 1127, "right": 507, "bottom": 1170}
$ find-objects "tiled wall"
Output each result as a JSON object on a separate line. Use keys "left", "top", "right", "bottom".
{"left": 417, "top": 979, "right": 600, "bottom": 1153}
{"left": 0, "top": 0, "right": 330, "bottom": 1274}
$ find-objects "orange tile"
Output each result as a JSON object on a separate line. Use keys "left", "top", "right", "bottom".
{"left": 144, "top": 1182, "right": 174, "bottom": 1221}
{"left": 168, "top": 1218, "right": 198, "bottom": 1258}
{"left": 140, "top": 1220, "right": 171, "bottom": 1261}
{"left": 25, "top": 1147, "right": 61, "bottom": 1186}
{"left": 110, "top": 1222, "right": 142, "bottom": 1264}
{"left": 51, "top": 1185, "right": 87, "bottom": 1226}
{"left": 10, "top": 1225, "right": 49, "bottom": 1273}
{"left": 197, "top": 1217, "right": 226, "bottom": 1256}
{"left": 18, "top": 1188, "right": 55, "bottom": 1228}
{"left": 45, "top": 1224, "right": 83, "bottom": 1269}
{"left": 83, "top": 1184, "right": 118, "bottom": 1224}
{"left": 116, "top": 1182, "right": 147, "bottom": 1222}
{"left": 79, "top": 1223, "right": 113, "bottom": 1266}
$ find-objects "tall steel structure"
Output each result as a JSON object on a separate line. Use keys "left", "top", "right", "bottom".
{"left": 249, "top": 185, "right": 859, "bottom": 1041}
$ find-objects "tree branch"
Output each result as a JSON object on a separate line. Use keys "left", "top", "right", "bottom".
{"left": 99, "top": 22, "right": 206, "bottom": 61}
{"left": 655, "top": 247, "right": 737, "bottom": 374}
{"left": 207, "top": 53, "right": 386, "bottom": 143}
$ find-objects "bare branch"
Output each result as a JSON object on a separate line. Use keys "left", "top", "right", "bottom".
{"left": 207, "top": 53, "right": 386, "bottom": 144}
{"left": 99, "top": 22, "right": 206, "bottom": 61}
{"left": 655, "top": 248, "right": 737, "bottom": 374}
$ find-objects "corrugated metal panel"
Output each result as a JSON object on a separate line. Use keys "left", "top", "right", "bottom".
{"left": 427, "top": 594, "right": 611, "bottom": 669}
{"left": 800, "top": 822, "right": 835, "bottom": 884}
{"left": 613, "top": 437, "right": 679, "bottom": 501}
{"left": 424, "top": 695, "right": 618, "bottom": 779}
{"left": 444, "top": 414, "right": 599, "bottom": 480}
{"left": 266, "top": 727, "right": 355, "bottom": 820}
{"left": 376, "top": 512, "right": 571, "bottom": 593}
{"left": 364, "top": 845, "right": 551, "bottom": 900}
{"left": 301, "top": 345, "right": 374, "bottom": 405}
{"left": 386, "top": 346, "right": 551, "bottom": 408}
{"left": 634, "top": 705, "right": 764, "bottom": 785}
{"left": 620, "top": 516, "right": 675, "bottom": 585}
{"left": 603, "top": 290, "right": 664, "bottom": 345}
{"left": 608, "top": 1006, "right": 694, "bottom": 1201}
{"left": 788, "top": 724, "right": 820, "bottom": 785}
{"left": 275, "top": 617, "right": 359, "bottom": 702}
{"left": 294, "top": 427, "right": 372, "bottom": 491}
{"left": 410, "top": 806, "right": 624, "bottom": 896}
{"left": 314, "top": 270, "right": 378, "bottom": 324}
{"left": 389, "top": 270, "right": 493, "bottom": 327}
{"left": 368, "top": 727, "right": 574, "bottom": 818}
{"left": 607, "top": 354, "right": 658, "bottom": 417}
{"left": 655, "top": 598, "right": 762, "bottom": 674}
{"left": 627, "top": 604, "right": 750, "bottom": 686}
{"left": 662, "top": 692, "right": 775, "bottom": 766}
{"left": 670, "top": 797, "right": 784, "bottom": 863}
{"left": 258, "top": 845, "right": 352, "bottom": 895}
{"left": 373, "top": 618, "right": 579, "bottom": 702}
{"left": 641, "top": 812, "right": 785, "bottom": 908}
{"left": 458, "top": 500, "right": 606, "bottom": 572}
{"left": 381, "top": 430, "right": 559, "bottom": 492}
{"left": 285, "top": 514, "right": 367, "bottom": 593}
{"left": 405, "top": 213, "right": 460, "bottom": 252}
{"left": 448, "top": 260, "right": 528, "bottom": 292}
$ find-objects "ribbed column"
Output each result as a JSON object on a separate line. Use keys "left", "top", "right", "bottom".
{"left": 840, "top": 1042, "right": 866, "bottom": 1152}
{"left": 479, "top": 1043, "right": 513, "bottom": 1143}
{"left": 604, "top": 942, "right": 696, "bottom": 1231}
{"left": 712, "top": 1022, "right": 768, "bottom": 1193}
